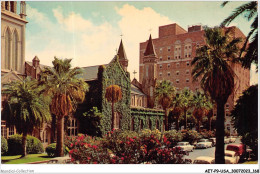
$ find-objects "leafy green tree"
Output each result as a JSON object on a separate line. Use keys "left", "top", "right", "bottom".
{"left": 205, "top": 102, "right": 214, "bottom": 131}
{"left": 105, "top": 85, "right": 122, "bottom": 130}
{"left": 191, "top": 26, "right": 241, "bottom": 164}
{"left": 179, "top": 88, "right": 193, "bottom": 130}
{"left": 40, "top": 57, "right": 88, "bottom": 157}
{"left": 155, "top": 80, "right": 176, "bottom": 131}
{"left": 2, "top": 77, "right": 51, "bottom": 157}
{"left": 231, "top": 85, "right": 258, "bottom": 159}
{"left": 221, "top": 1, "right": 258, "bottom": 69}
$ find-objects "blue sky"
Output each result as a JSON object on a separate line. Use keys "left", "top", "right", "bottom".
{"left": 25, "top": 1, "right": 257, "bottom": 84}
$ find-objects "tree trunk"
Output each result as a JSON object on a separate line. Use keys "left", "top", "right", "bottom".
{"left": 56, "top": 116, "right": 64, "bottom": 157}
{"left": 165, "top": 109, "right": 168, "bottom": 131}
{"left": 176, "top": 118, "right": 179, "bottom": 131}
{"left": 184, "top": 109, "right": 187, "bottom": 129}
{"left": 198, "top": 120, "right": 201, "bottom": 132}
{"left": 208, "top": 117, "right": 212, "bottom": 131}
{"left": 51, "top": 114, "right": 56, "bottom": 143}
{"left": 215, "top": 102, "right": 225, "bottom": 164}
{"left": 21, "top": 133, "right": 27, "bottom": 158}
{"left": 111, "top": 102, "right": 114, "bottom": 130}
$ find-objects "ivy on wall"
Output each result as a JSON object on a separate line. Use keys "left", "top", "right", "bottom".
{"left": 131, "top": 107, "right": 164, "bottom": 132}
{"left": 101, "top": 56, "right": 131, "bottom": 135}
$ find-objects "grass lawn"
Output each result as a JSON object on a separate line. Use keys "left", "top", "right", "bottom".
{"left": 1, "top": 154, "right": 53, "bottom": 164}
{"left": 242, "top": 161, "right": 258, "bottom": 164}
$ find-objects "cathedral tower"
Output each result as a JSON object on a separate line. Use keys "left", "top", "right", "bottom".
{"left": 142, "top": 34, "right": 158, "bottom": 108}
{"left": 1, "top": 1, "right": 27, "bottom": 75}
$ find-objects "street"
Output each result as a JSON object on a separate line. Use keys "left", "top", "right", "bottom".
{"left": 185, "top": 138, "right": 241, "bottom": 162}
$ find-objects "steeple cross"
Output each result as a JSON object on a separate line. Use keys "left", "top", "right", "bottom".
{"left": 149, "top": 28, "right": 152, "bottom": 33}
{"left": 120, "top": 34, "right": 123, "bottom": 39}
{"left": 133, "top": 70, "right": 137, "bottom": 79}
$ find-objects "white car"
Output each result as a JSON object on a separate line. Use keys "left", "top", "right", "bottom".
{"left": 47, "top": 157, "right": 72, "bottom": 164}
{"left": 196, "top": 139, "right": 212, "bottom": 149}
{"left": 176, "top": 142, "right": 194, "bottom": 152}
{"left": 225, "top": 150, "right": 240, "bottom": 164}
{"left": 224, "top": 137, "right": 230, "bottom": 144}
{"left": 193, "top": 156, "right": 215, "bottom": 164}
{"left": 229, "top": 136, "right": 236, "bottom": 143}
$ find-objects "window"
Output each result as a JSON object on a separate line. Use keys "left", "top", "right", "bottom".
{"left": 176, "top": 63, "right": 180, "bottom": 67}
{"left": 13, "top": 30, "right": 18, "bottom": 71}
{"left": 168, "top": 47, "right": 171, "bottom": 51}
{"left": 9, "top": 125, "right": 15, "bottom": 136}
{"left": 159, "top": 48, "right": 163, "bottom": 53}
{"left": 159, "top": 72, "right": 162, "bottom": 77}
{"left": 186, "top": 70, "right": 189, "bottom": 75}
{"left": 159, "top": 56, "right": 162, "bottom": 61}
{"left": 167, "top": 64, "right": 170, "bottom": 68}
{"left": 226, "top": 103, "right": 229, "bottom": 108}
{"left": 176, "top": 71, "right": 179, "bottom": 75}
{"left": 1, "top": 121, "right": 7, "bottom": 139}
{"left": 186, "top": 79, "right": 189, "bottom": 83}
{"left": 67, "top": 118, "right": 78, "bottom": 136}
{"left": 42, "top": 130, "right": 48, "bottom": 143}
{"left": 186, "top": 61, "right": 190, "bottom": 66}
{"left": 176, "top": 79, "right": 179, "bottom": 84}
{"left": 5, "top": 28, "right": 11, "bottom": 69}
{"left": 168, "top": 72, "right": 170, "bottom": 76}
{"left": 146, "top": 66, "right": 149, "bottom": 77}
{"left": 168, "top": 56, "right": 170, "bottom": 60}
{"left": 159, "top": 64, "right": 162, "bottom": 69}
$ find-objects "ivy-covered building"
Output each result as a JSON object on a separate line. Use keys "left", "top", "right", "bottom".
{"left": 76, "top": 39, "right": 164, "bottom": 136}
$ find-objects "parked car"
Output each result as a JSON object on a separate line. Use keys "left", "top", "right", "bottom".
{"left": 176, "top": 142, "right": 194, "bottom": 152}
{"left": 224, "top": 150, "right": 240, "bottom": 164}
{"left": 196, "top": 139, "right": 212, "bottom": 149}
{"left": 229, "top": 136, "right": 236, "bottom": 143}
{"left": 47, "top": 157, "right": 72, "bottom": 164}
{"left": 193, "top": 156, "right": 215, "bottom": 164}
{"left": 209, "top": 138, "right": 216, "bottom": 146}
{"left": 224, "top": 137, "right": 230, "bottom": 144}
{"left": 226, "top": 144, "right": 244, "bottom": 156}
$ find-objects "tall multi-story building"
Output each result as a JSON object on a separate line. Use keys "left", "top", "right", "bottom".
{"left": 139, "top": 23, "right": 250, "bottom": 134}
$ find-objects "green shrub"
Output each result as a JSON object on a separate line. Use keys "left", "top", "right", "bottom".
{"left": 1, "top": 136, "right": 8, "bottom": 155}
{"left": 7, "top": 134, "right": 44, "bottom": 155}
{"left": 45, "top": 143, "right": 69, "bottom": 157}
{"left": 181, "top": 130, "right": 200, "bottom": 144}
{"left": 163, "top": 130, "right": 183, "bottom": 147}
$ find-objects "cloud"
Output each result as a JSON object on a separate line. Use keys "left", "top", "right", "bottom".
{"left": 115, "top": 4, "right": 174, "bottom": 79}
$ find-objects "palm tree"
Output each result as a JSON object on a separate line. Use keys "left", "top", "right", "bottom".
{"left": 192, "top": 91, "right": 207, "bottom": 132}
{"left": 205, "top": 102, "right": 214, "bottom": 131}
{"left": 179, "top": 88, "right": 193, "bottom": 130}
{"left": 171, "top": 93, "right": 183, "bottom": 131}
{"left": 155, "top": 80, "right": 175, "bottom": 131}
{"left": 191, "top": 26, "right": 241, "bottom": 164}
{"left": 105, "top": 85, "right": 122, "bottom": 130}
{"left": 40, "top": 57, "right": 88, "bottom": 157}
{"left": 2, "top": 77, "right": 51, "bottom": 157}
{"left": 221, "top": 1, "right": 258, "bottom": 69}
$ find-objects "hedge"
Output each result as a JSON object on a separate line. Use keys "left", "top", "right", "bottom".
{"left": 7, "top": 134, "right": 44, "bottom": 155}
{"left": 45, "top": 143, "right": 69, "bottom": 157}
{"left": 1, "top": 136, "right": 8, "bottom": 155}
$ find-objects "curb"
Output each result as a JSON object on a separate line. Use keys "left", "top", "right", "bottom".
{"left": 26, "top": 160, "right": 50, "bottom": 164}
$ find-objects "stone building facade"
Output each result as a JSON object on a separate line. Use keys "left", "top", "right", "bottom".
{"left": 139, "top": 23, "right": 250, "bottom": 134}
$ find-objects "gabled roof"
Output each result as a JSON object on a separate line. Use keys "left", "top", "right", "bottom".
{"left": 78, "top": 64, "right": 107, "bottom": 81}
{"left": 25, "top": 61, "right": 49, "bottom": 70}
{"left": 131, "top": 84, "right": 146, "bottom": 96}
{"left": 144, "top": 34, "right": 156, "bottom": 56}
{"left": 117, "top": 39, "right": 128, "bottom": 60}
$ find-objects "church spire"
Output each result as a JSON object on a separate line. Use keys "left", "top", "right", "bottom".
{"left": 117, "top": 39, "right": 127, "bottom": 60}
{"left": 144, "top": 34, "right": 156, "bottom": 56}
{"left": 117, "top": 39, "right": 128, "bottom": 71}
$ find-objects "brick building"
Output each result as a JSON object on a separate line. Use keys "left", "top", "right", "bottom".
{"left": 139, "top": 23, "right": 250, "bottom": 134}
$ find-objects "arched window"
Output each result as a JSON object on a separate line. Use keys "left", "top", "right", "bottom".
{"left": 148, "top": 119, "right": 152, "bottom": 129}
{"left": 140, "top": 119, "right": 143, "bottom": 130}
{"left": 5, "top": 28, "right": 11, "bottom": 69}
{"left": 5, "top": 2, "right": 9, "bottom": 10}
{"left": 131, "top": 118, "right": 135, "bottom": 131}
{"left": 67, "top": 118, "right": 78, "bottom": 136}
{"left": 13, "top": 30, "right": 18, "bottom": 71}
{"left": 156, "top": 120, "right": 159, "bottom": 130}
{"left": 10, "top": 1, "right": 14, "bottom": 12}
